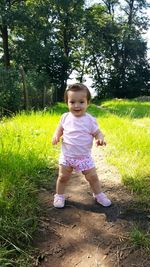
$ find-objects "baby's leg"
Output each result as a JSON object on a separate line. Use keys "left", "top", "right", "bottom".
{"left": 83, "top": 167, "right": 111, "bottom": 207}
{"left": 56, "top": 164, "right": 73, "bottom": 194}
{"left": 82, "top": 167, "right": 102, "bottom": 194}
{"left": 54, "top": 165, "right": 73, "bottom": 208}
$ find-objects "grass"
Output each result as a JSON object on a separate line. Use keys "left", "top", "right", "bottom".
{"left": 130, "top": 228, "right": 150, "bottom": 250}
{"left": 100, "top": 98, "right": 150, "bottom": 118}
{"left": 99, "top": 99, "right": 150, "bottom": 249}
{"left": 99, "top": 99, "right": 150, "bottom": 200}
{"left": 0, "top": 99, "right": 150, "bottom": 265}
{"left": 0, "top": 110, "right": 61, "bottom": 266}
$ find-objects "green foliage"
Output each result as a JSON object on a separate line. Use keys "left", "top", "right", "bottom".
{"left": 25, "top": 69, "right": 53, "bottom": 109}
{"left": 84, "top": 1, "right": 150, "bottom": 98}
{"left": 12, "top": 0, "right": 85, "bottom": 101}
{"left": 0, "top": 67, "right": 22, "bottom": 114}
{"left": 0, "top": 0, "right": 150, "bottom": 112}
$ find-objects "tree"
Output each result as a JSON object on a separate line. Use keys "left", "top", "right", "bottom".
{"left": 11, "top": 0, "right": 85, "bottom": 101}
{"left": 84, "top": 0, "right": 150, "bottom": 98}
{"left": 84, "top": 3, "right": 118, "bottom": 97}
{"left": 0, "top": 0, "right": 26, "bottom": 68}
{"left": 51, "top": 0, "right": 85, "bottom": 100}
{"left": 116, "top": 0, "right": 150, "bottom": 97}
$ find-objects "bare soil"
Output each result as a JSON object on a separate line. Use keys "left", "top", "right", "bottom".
{"left": 32, "top": 146, "right": 150, "bottom": 267}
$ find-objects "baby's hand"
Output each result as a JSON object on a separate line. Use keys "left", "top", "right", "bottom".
{"left": 96, "top": 139, "right": 106, "bottom": 146}
{"left": 52, "top": 136, "right": 59, "bottom": 145}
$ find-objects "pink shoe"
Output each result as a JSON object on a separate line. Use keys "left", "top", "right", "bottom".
{"left": 93, "top": 192, "right": 111, "bottom": 207}
{"left": 53, "top": 194, "right": 65, "bottom": 208}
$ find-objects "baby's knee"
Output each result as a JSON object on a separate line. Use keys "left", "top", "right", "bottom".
{"left": 58, "top": 173, "right": 70, "bottom": 183}
{"left": 85, "top": 172, "right": 98, "bottom": 183}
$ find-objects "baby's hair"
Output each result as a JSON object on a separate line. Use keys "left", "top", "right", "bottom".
{"left": 64, "top": 83, "right": 91, "bottom": 103}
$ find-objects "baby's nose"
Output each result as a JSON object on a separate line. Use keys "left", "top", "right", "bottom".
{"left": 75, "top": 103, "right": 79, "bottom": 107}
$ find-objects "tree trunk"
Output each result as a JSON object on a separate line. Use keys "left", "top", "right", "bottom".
{"left": 59, "top": 76, "right": 67, "bottom": 102}
{"left": 19, "top": 65, "right": 29, "bottom": 110}
{"left": 1, "top": 25, "right": 10, "bottom": 68}
{"left": 43, "top": 86, "right": 47, "bottom": 108}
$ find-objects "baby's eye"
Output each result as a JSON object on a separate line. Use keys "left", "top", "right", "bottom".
{"left": 70, "top": 101, "right": 75, "bottom": 104}
{"left": 80, "top": 101, "right": 84, "bottom": 104}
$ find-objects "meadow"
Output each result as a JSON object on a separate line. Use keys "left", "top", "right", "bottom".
{"left": 0, "top": 99, "right": 150, "bottom": 266}
{"left": 99, "top": 99, "right": 150, "bottom": 199}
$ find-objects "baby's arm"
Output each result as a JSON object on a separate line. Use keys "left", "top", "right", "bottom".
{"left": 52, "top": 124, "right": 63, "bottom": 145}
{"left": 93, "top": 129, "right": 106, "bottom": 146}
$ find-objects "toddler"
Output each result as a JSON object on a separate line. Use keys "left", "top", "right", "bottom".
{"left": 52, "top": 83, "right": 111, "bottom": 208}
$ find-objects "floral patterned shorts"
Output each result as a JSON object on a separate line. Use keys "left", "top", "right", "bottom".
{"left": 59, "top": 155, "right": 95, "bottom": 172}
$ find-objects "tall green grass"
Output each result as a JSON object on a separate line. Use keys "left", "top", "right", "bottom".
{"left": 98, "top": 99, "right": 150, "bottom": 202}
{"left": 0, "top": 110, "right": 61, "bottom": 266}
{"left": 98, "top": 99, "right": 150, "bottom": 249}
{"left": 103, "top": 116, "right": 149, "bottom": 196}
{"left": 100, "top": 98, "right": 150, "bottom": 118}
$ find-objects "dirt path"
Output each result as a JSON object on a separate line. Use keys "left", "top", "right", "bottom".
{"left": 32, "top": 146, "right": 150, "bottom": 267}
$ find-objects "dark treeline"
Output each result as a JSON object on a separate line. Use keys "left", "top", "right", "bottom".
{"left": 0, "top": 0, "right": 150, "bottom": 112}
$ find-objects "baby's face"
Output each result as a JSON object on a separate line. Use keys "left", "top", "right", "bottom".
{"left": 67, "top": 90, "right": 88, "bottom": 117}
